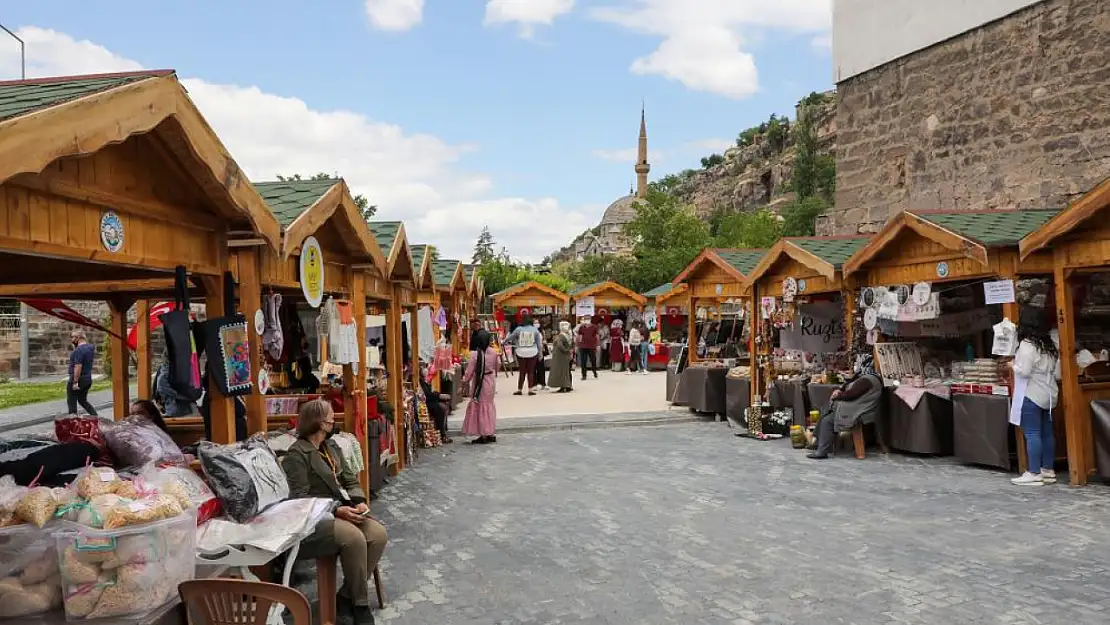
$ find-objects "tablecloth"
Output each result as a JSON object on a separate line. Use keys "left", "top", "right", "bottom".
{"left": 952, "top": 393, "right": 1012, "bottom": 470}
{"left": 667, "top": 364, "right": 688, "bottom": 406}
{"left": 887, "top": 390, "right": 954, "bottom": 455}
{"left": 807, "top": 384, "right": 840, "bottom": 414}
{"left": 725, "top": 377, "right": 751, "bottom": 423}
{"left": 1090, "top": 400, "right": 1110, "bottom": 478}
{"left": 683, "top": 366, "right": 728, "bottom": 414}
{"left": 894, "top": 383, "right": 952, "bottom": 410}
{"left": 769, "top": 379, "right": 794, "bottom": 409}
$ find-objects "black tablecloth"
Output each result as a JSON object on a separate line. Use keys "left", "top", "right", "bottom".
{"left": 769, "top": 379, "right": 793, "bottom": 409}
{"left": 791, "top": 381, "right": 810, "bottom": 427}
{"left": 1091, "top": 400, "right": 1110, "bottom": 478}
{"left": 684, "top": 366, "right": 728, "bottom": 414}
{"left": 725, "top": 377, "right": 751, "bottom": 423}
{"left": 952, "top": 393, "right": 1012, "bottom": 470}
{"left": 887, "top": 390, "right": 954, "bottom": 455}
{"left": 667, "top": 364, "right": 688, "bottom": 406}
{"left": 807, "top": 384, "right": 839, "bottom": 415}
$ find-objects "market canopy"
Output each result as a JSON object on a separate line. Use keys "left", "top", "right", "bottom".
{"left": 409, "top": 244, "right": 436, "bottom": 291}
{"left": 842, "top": 209, "right": 1060, "bottom": 282}
{"left": 431, "top": 259, "right": 465, "bottom": 293}
{"left": 1020, "top": 175, "right": 1110, "bottom": 261}
{"left": 368, "top": 221, "right": 416, "bottom": 286}
{"left": 672, "top": 248, "right": 767, "bottom": 299}
{"left": 571, "top": 281, "right": 646, "bottom": 308}
{"left": 748, "top": 236, "right": 870, "bottom": 295}
{"left": 643, "top": 281, "right": 689, "bottom": 309}
{"left": 492, "top": 281, "right": 569, "bottom": 308}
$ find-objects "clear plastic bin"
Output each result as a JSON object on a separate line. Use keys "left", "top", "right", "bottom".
{"left": 55, "top": 511, "right": 196, "bottom": 621}
{"left": 0, "top": 521, "right": 64, "bottom": 618}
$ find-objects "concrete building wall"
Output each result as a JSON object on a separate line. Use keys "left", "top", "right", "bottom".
{"left": 821, "top": 0, "right": 1110, "bottom": 235}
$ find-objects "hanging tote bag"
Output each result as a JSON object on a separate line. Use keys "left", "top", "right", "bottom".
{"left": 197, "top": 272, "right": 253, "bottom": 397}
{"left": 159, "top": 266, "right": 204, "bottom": 402}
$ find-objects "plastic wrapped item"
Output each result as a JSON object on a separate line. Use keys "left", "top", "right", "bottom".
{"left": 102, "top": 494, "right": 183, "bottom": 530}
{"left": 137, "top": 464, "right": 220, "bottom": 524}
{"left": 198, "top": 435, "right": 289, "bottom": 523}
{"left": 101, "top": 416, "right": 186, "bottom": 468}
{"left": 17, "top": 486, "right": 64, "bottom": 527}
{"left": 0, "top": 522, "right": 64, "bottom": 617}
{"left": 0, "top": 475, "right": 28, "bottom": 527}
{"left": 57, "top": 510, "right": 196, "bottom": 621}
{"left": 75, "top": 467, "right": 122, "bottom": 499}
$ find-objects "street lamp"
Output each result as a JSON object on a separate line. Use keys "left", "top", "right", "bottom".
{"left": 0, "top": 23, "right": 25, "bottom": 79}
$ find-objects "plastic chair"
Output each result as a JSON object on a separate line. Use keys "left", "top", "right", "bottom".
{"left": 179, "top": 579, "right": 312, "bottom": 625}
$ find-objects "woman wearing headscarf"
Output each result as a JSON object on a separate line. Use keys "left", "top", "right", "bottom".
{"left": 462, "top": 329, "right": 501, "bottom": 444}
{"left": 807, "top": 355, "right": 884, "bottom": 459}
{"left": 609, "top": 318, "right": 626, "bottom": 372}
{"left": 549, "top": 320, "right": 574, "bottom": 393}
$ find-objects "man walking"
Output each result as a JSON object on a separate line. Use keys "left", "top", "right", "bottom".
{"left": 575, "top": 317, "right": 599, "bottom": 380}
{"left": 67, "top": 329, "right": 98, "bottom": 416}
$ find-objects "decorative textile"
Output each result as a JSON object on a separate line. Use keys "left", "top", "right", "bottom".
{"left": 161, "top": 266, "right": 203, "bottom": 401}
{"left": 435, "top": 306, "right": 448, "bottom": 330}
{"left": 331, "top": 432, "right": 365, "bottom": 475}
{"left": 894, "top": 384, "right": 951, "bottom": 410}
{"left": 462, "top": 347, "right": 500, "bottom": 436}
{"left": 418, "top": 306, "right": 435, "bottom": 363}
{"left": 55, "top": 417, "right": 111, "bottom": 465}
{"left": 415, "top": 388, "right": 442, "bottom": 448}
{"left": 434, "top": 340, "right": 454, "bottom": 372}
{"left": 215, "top": 320, "right": 252, "bottom": 395}
{"left": 263, "top": 293, "right": 284, "bottom": 361}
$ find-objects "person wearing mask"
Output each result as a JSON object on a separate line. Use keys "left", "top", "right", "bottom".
{"left": 283, "top": 399, "right": 388, "bottom": 625}
{"left": 462, "top": 330, "right": 500, "bottom": 443}
{"left": 627, "top": 322, "right": 644, "bottom": 374}
{"left": 419, "top": 360, "right": 452, "bottom": 444}
{"left": 807, "top": 356, "right": 884, "bottom": 460}
{"left": 531, "top": 318, "right": 549, "bottom": 392}
{"left": 575, "top": 317, "right": 599, "bottom": 380}
{"left": 549, "top": 320, "right": 575, "bottom": 393}
{"left": 67, "top": 329, "right": 98, "bottom": 416}
{"left": 1010, "top": 310, "right": 1062, "bottom": 486}
{"left": 598, "top": 321, "right": 611, "bottom": 369}
{"left": 505, "top": 314, "right": 543, "bottom": 396}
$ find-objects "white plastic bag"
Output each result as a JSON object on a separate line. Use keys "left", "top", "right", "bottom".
{"left": 991, "top": 319, "right": 1017, "bottom": 356}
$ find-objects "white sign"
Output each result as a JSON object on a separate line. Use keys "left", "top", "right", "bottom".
{"left": 299, "top": 236, "right": 325, "bottom": 308}
{"left": 575, "top": 296, "right": 595, "bottom": 317}
{"left": 779, "top": 303, "right": 845, "bottom": 354}
{"left": 983, "top": 280, "right": 1016, "bottom": 305}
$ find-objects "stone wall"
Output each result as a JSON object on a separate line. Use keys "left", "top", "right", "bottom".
{"left": 820, "top": 0, "right": 1110, "bottom": 235}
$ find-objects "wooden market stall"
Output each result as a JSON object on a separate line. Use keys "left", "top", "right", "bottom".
{"left": 1020, "top": 175, "right": 1110, "bottom": 486}
{"left": 369, "top": 221, "right": 420, "bottom": 472}
{"left": 670, "top": 249, "right": 767, "bottom": 415}
{"left": 842, "top": 209, "right": 1059, "bottom": 471}
{"left": 492, "top": 281, "right": 569, "bottom": 366}
{"left": 571, "top": 281, "right": 647, "bottom": 316}
{"left": 431, "top": 259, "right": 466, "bottom": 354}
{"left": 643, "top": 282, "right": 689, "bottom": 346}
{"left": 746, "top": 236, "right": 870, "bottom": 438}
{"left": 0, "top": 70, "right": 281, "bottom": 444}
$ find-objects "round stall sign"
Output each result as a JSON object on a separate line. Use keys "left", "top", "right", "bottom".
{"left": 936, "top": 261, "right": 950, "bottom": 278}
{"left": 863, "top": 308, "right": 878, "bottom": 330}
{"left": 715, "top": 284, "right": 723, "bottom": 295}
{"left": 797, "top": 279, "right": 808, "bottom": 293}
{"left": 895, "top": 285, "right": 910, "bottom": 306}
{"left": 254, "top": 310, "right": 265, "bottom": 335}
{"left": 299, "top": 236, "right": 325, "bottom": 308}
{"left": 912, "top": 282, "right": 931, "bottom": 306}
{"left": 100, "top": 211, "right": 124, "bottom": 252}
{"left": 782, "top": 277, "right": 798, "bottom": 302}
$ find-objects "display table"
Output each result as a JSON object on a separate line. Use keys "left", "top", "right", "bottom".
{"left": 667, "top": 364, "right": 688, "bottom": 406}
{"left": 807, "top": 384, "right": 840, "bottom": 415}
{"left": 647, "top": 343, "right": 670, "bottom": 371}
{"left": 952, "top": 393, "right": 1013, "bottom": 470}
{"left": 791, "top": 381, "right": 811, "bottom": 427}
{"left": 769, "top": 379, "right": 794, "bottom": 410}
{"left": 887, "top": 390, "right": 954, "bottom": 455}
{"left": 683, "top": 366, "right": 728, "bottom": 415}
{"left": 1090, "top": 400, "right": 1110, "bottom": 478}
{"left": 725, "top": 376, "right": 751, "bottom": 423}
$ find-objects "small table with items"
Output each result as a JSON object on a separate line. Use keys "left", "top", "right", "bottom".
{"left": 886, "top": 387, "right": 954, "bottom": 456}
{"left": 682, "top": 365, "right": 728, "bottom": 416}
{"left": 951, "top": 393, "right": 1013, "bottom": 469}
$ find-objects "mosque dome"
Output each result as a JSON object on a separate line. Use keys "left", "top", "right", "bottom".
{"left": 601, "top": 194, "right": 641, "bottom": 227}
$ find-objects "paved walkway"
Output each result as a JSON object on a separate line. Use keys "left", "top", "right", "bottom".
{"left": 371, "top": 420, "right": 1110, "bottom": 624}
{"left": 458, "top": 369, "right": 674, "bottom": 421}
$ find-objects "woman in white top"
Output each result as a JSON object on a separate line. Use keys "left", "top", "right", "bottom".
{"left": 627, "top": 323, "right": 644, "bottom": 374}
{"left": 1010, "top": 309, "right": 1062, "bottom": 486}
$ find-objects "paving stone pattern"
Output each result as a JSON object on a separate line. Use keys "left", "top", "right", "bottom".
{"left": 371, "top": 420, "right": 1110, "bottom": 625}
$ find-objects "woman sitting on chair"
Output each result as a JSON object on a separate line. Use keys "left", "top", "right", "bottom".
{"left": 807, "top": 355, "right": 884, "bottom": 460}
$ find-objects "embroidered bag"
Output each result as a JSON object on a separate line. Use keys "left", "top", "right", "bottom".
{"left": 262, "top": 293, "right": 283, "bottom": 361}
{"left": 159, "top": 266, "right": 203, "bottom": 402}
{"left": 196, "top": 272, "right": 253, "bottom": 397}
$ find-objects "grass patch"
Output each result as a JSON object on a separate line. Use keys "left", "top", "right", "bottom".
{"left": 0, "top": 379, "right": 113, "bottom": 411}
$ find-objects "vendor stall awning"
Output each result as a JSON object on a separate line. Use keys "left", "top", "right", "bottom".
{"left": 492, "top": 281, "right": 569, "bottom": 307}
{"left": 431, "top": 259, "right": 464, "bottom": 292}
{"left": 571, "top": 281, "right": 646, "bottom": 307}
{"left": 749, "top": 236, "right": 871, "bottom": 282}
{"left": 1020, "top": 174, "right": 1110, "bottom": 259}
{"left": 368, "top": 221, "right": 416, "bottom": 285}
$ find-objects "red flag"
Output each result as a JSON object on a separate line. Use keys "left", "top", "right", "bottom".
{"left": 126, "top": 301, "right": 175, "bottom": 351}
{"left": 20, "top": 299, "right": 120, "bottom": 339}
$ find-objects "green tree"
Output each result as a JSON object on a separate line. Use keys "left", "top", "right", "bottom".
{"left": 700, "top": 153, "right": 725, "bottom": 168}
{"left": 779, "top": 196, "right": 827, "bottom": 238}
{"left": 276, "top": 172, "right": 377, "bottom": 219}
{"left": 471, "top": 227, "right": 495, "bottom": 265}
{"left": 621, "top": 190, "right": 712, "bottom": 292}
{"left": 712, "top": 209, "right": 782, "bottom": 249}
{"left": 652, "top": 174, "right": 685, "bottom": 195}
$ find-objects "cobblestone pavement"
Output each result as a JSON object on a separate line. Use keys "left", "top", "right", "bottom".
{"left": 371, "top": 420, "right": 1110, "bottom": 625}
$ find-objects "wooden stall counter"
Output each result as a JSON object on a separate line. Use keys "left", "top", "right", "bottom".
{"left": 952, "top": 393, "right": 1014, "bottom": 470}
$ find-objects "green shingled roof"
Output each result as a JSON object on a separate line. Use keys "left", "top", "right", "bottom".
{"left": 254, "top": 179, "right": 338, "bottom": 227}
{"left": 716, "top": 249, "right": 767, "bottom": 277}
{"left": 790, "top": 237, "right": 871, "bottom": 269}
{"left": 410, "top": 244, "right": 430, "bottom": 274}
{"left": 463, "top": 264, "right": 477, "bottom": 284}
{"left": 369, "top": 221, "right": 402, "bottom": 256}
{"left": 432, "top": 259, "right": 461, "bottom": 289}
{"left": 642, "top": 283, "right": 675, "bottom": 298}
{"left": 0, "top": 71, "right": 170, "bottom": 122}
{"left": 916, "top": 210, "right": 1061, "bottom": 247}
{"left": 571, "top": 282, "right": 607, "bottom": 297}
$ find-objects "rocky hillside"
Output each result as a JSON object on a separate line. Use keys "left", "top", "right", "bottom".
{"left": 549, "top": 90, "right": 837, "bottom": 263}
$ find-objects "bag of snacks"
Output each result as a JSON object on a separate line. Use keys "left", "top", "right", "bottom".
{"left": 0, "top": 522, "right": 63, "bottom": 618}
{"left": 102, "top": 416, "right": 186, "bottom": 468}
{"left": 198, "top": 435, "right": 289, "bottom": 523}
{"left": 102, "top": 494, "right": 183, "bottom": 530}
{"left": 76, "top": 466, "right": 122, "bottom": 499}
{"left": 137, "top": 464, "right": 221, "bottom": 524}
{"left": 16, "top": 486, "right": 64, "bottom": 527}
{"left": 0, "top": 475, "right": 28, "bottom": 527}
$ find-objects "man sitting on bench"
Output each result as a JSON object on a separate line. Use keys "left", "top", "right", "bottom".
{"left": 808, "top": 355, "right": 883, "bottom": 460}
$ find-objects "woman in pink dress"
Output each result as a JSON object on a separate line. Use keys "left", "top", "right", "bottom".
{"left": 462, "top": 329, "right": 500, "bottom": 444}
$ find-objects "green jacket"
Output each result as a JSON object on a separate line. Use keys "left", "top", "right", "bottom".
{"left": 281, "top": 437, "right": 366, "bottom": 507}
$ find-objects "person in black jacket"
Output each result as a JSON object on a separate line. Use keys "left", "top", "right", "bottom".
{"left": 419, "top": 361, "right": 453, "bottom": 443}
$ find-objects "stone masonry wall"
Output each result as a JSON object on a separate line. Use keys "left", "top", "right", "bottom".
{"left": 820, "top": 0, "right": 1110, "bottom": 235}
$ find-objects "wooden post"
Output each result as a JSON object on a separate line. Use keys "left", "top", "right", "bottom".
{"left": 411, "top": 304, "right": 423, "bottom": 392}
{"left": 108, "top": 298, "right": 133, "bottom": 420}
{"left": 750, "top": 281, "right": 760, "bottom": 409}
{"left": 136, "top": 300, "right": 152, "bottom": 401}
{"left": 1054, "top": 251, "right": 1088, "bottom": 485}
{"left": 342, "top": 271, "right": 369, "bottom": 495}
{"left": 1000, "top": 259, "right": 1027, "bottom": 474}
{"left": 687, "top": 293, "right": 698, "bottom": 364}
{"left": 202, "top": 276, "right": 236, "bottom": 444}
{"left": 386, "top": 290, "right": 405, "bottom": 471}
{"left": 237, "top": 248, "right": 266, "bottom": 437}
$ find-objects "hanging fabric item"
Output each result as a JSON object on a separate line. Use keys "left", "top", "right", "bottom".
{"left": 335, "top": 300, "right": 360, "bottom": 366}
{"left": 324, "top": 297, "right": 344, "bottom": 363}
{"left": 434, "top": 338, "right": 454, "bottom": 372}
{"left": 417, "top": 306, "right": 435, "bottom": 364}
{"left": 262, "top": 293, "right": 283, "bottom": 361}
{"left": 435, "top": 306, "right": 448, "bottom": 330}
{"left": 159, "top": 266, "right": 203, "bottom": 401}
{"left": 195, "top": 272, "right": 253, "bottom": 397}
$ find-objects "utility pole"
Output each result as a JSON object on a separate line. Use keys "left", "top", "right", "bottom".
{"left": 0, "top": 23, "right": 26, "bottom": 79}
{"left": 19, "top": 304, "right": 28, "bottom": 380}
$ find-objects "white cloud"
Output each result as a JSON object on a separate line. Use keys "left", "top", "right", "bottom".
{"left": 0, "top": 26, "right": 587, "bottom": 263}
{"left": 363, "top": 0, "right": 424, "bottom": 32}
{"left": 811, "top": 33, "right": 832, "bottom": 51}
{"left": 484, "top": 0, "right": 575, "bottom": 38}
{"left": 589, "top": 0, "right": 832, "bottom": 99}
{"left": 686, "top": 138, "right": 733, "bottom": 154}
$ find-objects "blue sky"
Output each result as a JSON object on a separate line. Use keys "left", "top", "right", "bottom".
{"left": 0, "top": 0, "right": 833, "bottom": 262}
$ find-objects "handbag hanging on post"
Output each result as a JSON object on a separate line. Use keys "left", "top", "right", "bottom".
{"left": 159, "top": 266, "right": 203, "bottom": 402}
{"left": 196, "top": 272, "right": 253, "bottom": 397}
